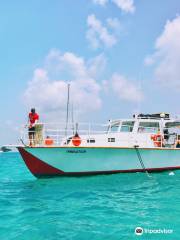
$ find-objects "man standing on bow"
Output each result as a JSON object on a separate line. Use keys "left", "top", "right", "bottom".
{"left": 28, "top": 108, "right": 39, "bottom": 146}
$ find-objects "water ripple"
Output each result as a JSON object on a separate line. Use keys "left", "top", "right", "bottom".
{"left": 0, "top": 152, "right": 180, "bottom": 239}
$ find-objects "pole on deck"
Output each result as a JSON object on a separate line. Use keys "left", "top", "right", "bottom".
{"left": 65, "top": 83, "right": 70, "bottom": 139}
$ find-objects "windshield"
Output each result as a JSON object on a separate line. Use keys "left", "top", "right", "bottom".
{"left": 120, "top": 121, "right": 135, "bottom": 132}
{"left": 110, "top": 124, "right": 119, "bottom": 132}
{"left": 138, "top": 122, "right": 159, "bottom": 133}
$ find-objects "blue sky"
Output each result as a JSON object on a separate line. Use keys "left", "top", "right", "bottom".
{"left": 0, "top": 0, "right": 180, "bottom": 144}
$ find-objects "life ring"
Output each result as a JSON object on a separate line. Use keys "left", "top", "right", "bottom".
{"left": 72, "top": 135, "right": 81, "bottom": 146}
{"left": 151, "top": 134, "right": 162, "bottom": 147}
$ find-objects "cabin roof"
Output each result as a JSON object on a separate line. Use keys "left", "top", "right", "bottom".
{"left": 109, "top": 113, "right": 180, "bottom": 127}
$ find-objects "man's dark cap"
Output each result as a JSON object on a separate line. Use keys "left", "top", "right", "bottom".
{"left": 31, "top": 108, "right": 36, "bottom": 113}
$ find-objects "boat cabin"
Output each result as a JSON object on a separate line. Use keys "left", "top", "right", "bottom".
{"left": 63, "top": 113, "right": 180, "bottom": 148}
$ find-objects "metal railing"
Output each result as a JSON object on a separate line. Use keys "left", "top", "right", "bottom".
{"left": 20, "top": 122, "right": 108, "bottom": 147}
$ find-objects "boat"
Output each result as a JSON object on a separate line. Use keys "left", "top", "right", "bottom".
{"left": 0, "top": 146, "right": 12, "bottom": 152}
{"left": 0, "top": 145, "right": 18, "bottom": 153}
{"left": 17, "top": 113, "right": 180, "bottom": 178}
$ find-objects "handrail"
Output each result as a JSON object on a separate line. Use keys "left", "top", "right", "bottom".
{"left": 20, "top": 122, "right": 109, "bottom": 146}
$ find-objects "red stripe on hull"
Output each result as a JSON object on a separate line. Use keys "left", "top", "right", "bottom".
{"left": 18, "top": 147, "right": 180, "bottom": 178}
{"left": 18, "top": 147, "right": 64, "bottom": 177}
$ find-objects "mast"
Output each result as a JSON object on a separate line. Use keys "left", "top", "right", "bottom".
{"left": 65, "top": 83, "right": 70, "bottom": 138}
{"left": 71, "top": 102, "right": 75, "bottom": 134}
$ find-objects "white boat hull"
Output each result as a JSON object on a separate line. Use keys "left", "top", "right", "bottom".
{"left": 18, "top": 147, "right": 180, "bottom": 178}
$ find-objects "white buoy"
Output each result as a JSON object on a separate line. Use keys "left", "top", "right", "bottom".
{"left": 169, "top": 172, "right": 175, "bottom": 176}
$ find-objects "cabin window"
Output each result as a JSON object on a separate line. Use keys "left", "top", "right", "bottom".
{"left": 120, "top": 121, "right": 135, "bottom": 132}
{"left": 108, "top": 138, "right": 115, "bottom": 142}
{"left": 87, "top": 139, "right": 95, "bottom": 143}
{"left": 165, "top": 122, "right": 180, "bottom": 128}
{"left": 138, "top": 122, "right": 159, "bottom": 133}
{"left": 110, "top": 124, "right": 119, "bottom": 132}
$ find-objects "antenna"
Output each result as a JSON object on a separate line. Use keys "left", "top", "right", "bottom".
{"left": 65, "top": 83, "right": 70, "bottom": 138}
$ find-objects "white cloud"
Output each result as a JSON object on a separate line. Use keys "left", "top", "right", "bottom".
{"left": 86, "top": 14, "right": 118, "bottom": 49}
{"left": 145, "top": 16, "right": 180, "bottom": 90}
{"left": 23, "top": 50, "right": 144, "bottom": 121}
{"left": 93, "top": 0, "right": 108, "bottom": 6}
{"left": 23, "top": 50, "right": 106, "bottom": 118}
{"left": 87, "top": 53, "right": 107, "bottom": 77}
{"left": 112, "top": 0, "right": 135, "bottom": 13}
{"left": 106, "top": 18, "right": 121, "bottom": 32}
{"left": 111, "top": 73, "right": 143, "bottom": 102}
{"left": 92, "top": 0, "right": 135, "bottom": 13}
{"left": 24, "top": 68, "right": 67, "bottom": 112}
{"left": 144, "top": 55, "right": 156, "bottom": 66}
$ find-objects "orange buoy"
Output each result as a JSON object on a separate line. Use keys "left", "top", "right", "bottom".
{"left": 72, "top": 134, "right": 81, "bottom": 146}
{"left": 44, "top": 137, "right": 54, "bottom": 146}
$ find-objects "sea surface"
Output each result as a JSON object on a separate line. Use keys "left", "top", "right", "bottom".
{"left": 0, "top": 152, "right": 180, "bottom": 240}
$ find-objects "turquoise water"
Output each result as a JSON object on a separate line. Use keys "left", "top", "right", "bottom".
{"left": 0, "top": 153, "right": 180, "bottom": 240}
